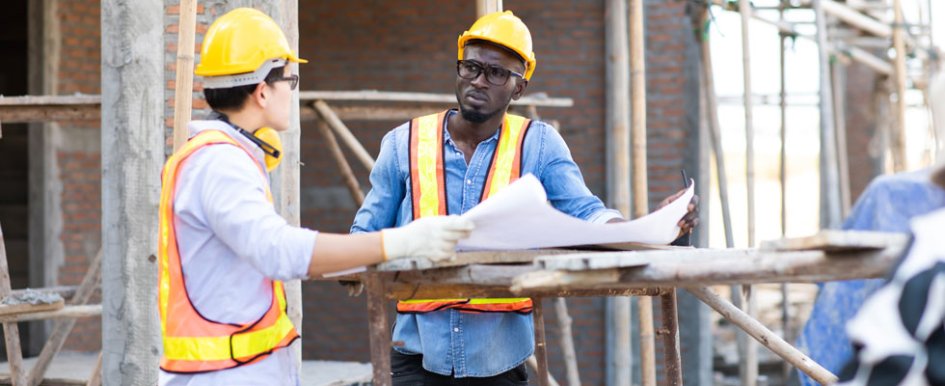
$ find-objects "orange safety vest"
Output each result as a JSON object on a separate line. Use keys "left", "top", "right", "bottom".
{"left": 398, "top": 110, "right": 534, "bottom": 314}
{"left": 158, "top": 130, "right": 299, "bottom": 373}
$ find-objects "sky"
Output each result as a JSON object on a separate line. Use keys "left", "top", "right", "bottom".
{"left": 702, "top": 0, "right": 942, "bottom": 247}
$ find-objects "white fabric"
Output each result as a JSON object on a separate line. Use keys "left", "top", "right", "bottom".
{"left": 160, "top": 120, "right": 316, "bottom": 386}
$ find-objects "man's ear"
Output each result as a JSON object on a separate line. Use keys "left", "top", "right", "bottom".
{"left": 511, "top": 78, "right": 528, "bottom": 100}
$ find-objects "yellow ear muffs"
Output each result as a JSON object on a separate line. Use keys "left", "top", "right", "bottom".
{"left": 252, "top": 127, "right": 283, "bottom": 172}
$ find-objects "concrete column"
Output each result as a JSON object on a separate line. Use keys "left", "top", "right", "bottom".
{"left": 101, "top": 0, "right": 164, "bottom": 383}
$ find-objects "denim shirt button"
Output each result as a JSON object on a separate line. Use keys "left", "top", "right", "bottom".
{"left": 466, "top": 179, "right": 472, "bottom": 185}
{"left": 453, "top": 327, "right": 460, "bottom": 333}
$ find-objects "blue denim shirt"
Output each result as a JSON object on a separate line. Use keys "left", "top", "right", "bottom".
{"left": 351, "top": 110, "right": 621, "bottom": 377}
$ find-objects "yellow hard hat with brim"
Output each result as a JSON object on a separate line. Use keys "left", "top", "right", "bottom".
{"left": 457, "top": 10, "right": 536, "bottom": 80}
{"left": 196, "top": 8, "right": 307, "bottom": 88}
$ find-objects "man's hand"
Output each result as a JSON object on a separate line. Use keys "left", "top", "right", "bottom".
{"left": 658, "top": 189, "right": 700, "bottom": 237}
{"left": 381, "top": 216, "right": 475, "bottom": 263}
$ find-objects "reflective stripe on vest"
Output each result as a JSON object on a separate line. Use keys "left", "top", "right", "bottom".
{"left": 158, "top": 130, "right": 299, "bottom": 373}
{"left": 401, "top": 111, "right": 533, "bottom": 314}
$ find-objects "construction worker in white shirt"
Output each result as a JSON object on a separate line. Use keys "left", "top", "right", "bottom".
{"left": 157, "top": 8, "right": 473, "bottom": 386}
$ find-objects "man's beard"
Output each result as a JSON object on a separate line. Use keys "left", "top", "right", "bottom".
{"left": 458, "top": 95, "right": 511, "bottom": 123}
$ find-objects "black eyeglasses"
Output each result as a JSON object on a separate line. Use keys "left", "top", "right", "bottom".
{"left": 456, "top": 60, "right": 524, "bottom": 86}
{"left": 270, "top": 74, "right": 299, "bottom": 90}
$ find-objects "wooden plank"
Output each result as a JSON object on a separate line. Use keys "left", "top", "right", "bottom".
{"left": 0, "top": 224, "right": 24, "bottom": 386}
{"left": 536, "top": 247, "right": 727, "bottom": 271}
{"left": 0, "top": 301, "right": 64, "bottom": 317}
{"left": 376, "top": 249, "right": 578, "bottom": 272}
{"left": 0, "top": 305, "right": 101, "bottom": 323}
{"left": 759, "top": 230, "right": 907, "bottom": 252}
{"left": 299, "top": 90, "right": 573, "bottom": 107}
{"left": 514, "top": 242, "right": 907, "bottom": 292}
{"left": 0, "top": 96, "right": 99, "bottom": 106}
{"left": 0, "top": 105, "right": 99, "bottom": 124}
{"left": 891, "top": 0, "right": 908, "bottom": 172}
{"left": 685, "top": 286, "right": 838, "bottom": 385}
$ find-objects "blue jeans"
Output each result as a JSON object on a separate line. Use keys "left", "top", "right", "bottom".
{"left": 391, "top": 350, "right": 529, "bottom": 386}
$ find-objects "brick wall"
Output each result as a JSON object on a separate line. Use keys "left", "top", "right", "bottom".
{"left": 55, "top": 0, "right": 102, "bottom": 352}
{"left": 39, "top": 0, "right": 702, "bottom": 380}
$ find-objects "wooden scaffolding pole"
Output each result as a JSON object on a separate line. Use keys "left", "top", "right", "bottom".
{"left": 629, "top": 1, "right": 659, "bottom": 386}
{"left": 605, "top": 0, "right": 632, "bottom": 384}
{"left": 778, "top": 2, "right": 792, "bottom": 382}
{"left": 171, "top": 0, "right": 197, "bottom": 151}
{"left": 891, "top": 0, "right": 908, "bottom": 172}
{"left": 738, "top": 1, "right": 758, "bottom": 383}
{"left": 555, "top": 298, "right": 581, "bottom": 386}
{"left": 813, "top": 0, "right": 843, "bottom": 229}
{"left": 0, "top": 224, "right": 24, "bottom": 386}
{"left": 476, "top": 0, "right": 502, "bottom": 17}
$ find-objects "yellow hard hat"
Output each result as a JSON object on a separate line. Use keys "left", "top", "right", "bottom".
{"left": 457, "top": 10, "right": 536, "bottom": 80}
{"left": 196, "top": 8, "right": 307, "bottom": 85}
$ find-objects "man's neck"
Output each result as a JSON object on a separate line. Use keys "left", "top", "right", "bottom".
{"left": 221, "top": 109, "right": 263, "bottom": 134}
{"left": 448, "top": 109, "right": 507, "bottom": 146}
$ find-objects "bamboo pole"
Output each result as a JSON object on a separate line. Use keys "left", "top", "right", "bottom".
{"left": 629, "top": 1, "right": 656, "bottom": 384}
{"left": 605, "top": 0, "right": 632, "bottom": 384}
{"left": 891, "top": 0, "right": 908, "bottom": 172}
{"left": 555, "top": 298, "right": 581, "bottom": 386}
{"left": 813, "top": 0, "right": 843, "bottom": 229}
{"left": 778, "top": 2, "right": 792, "bottom": 382}
{"left": 476, "top": 0, "right": 502, "bottom": 17}
{"left": 171, "top": 0, "right": 197, "bottom": 151}
{"left": 685, "top": 286, "right": 838, "bottom": 385}
{"left": 312, "top": 100, "right": 376, "bottom": 171}
{"left": 0, "top": 224, "right": 24, "bottom": 386}
{"left": 738, "top": 1, "right": 758, "bottom": 383}
{"left": 315, "top": 121, "right": 364, "bottom": 206}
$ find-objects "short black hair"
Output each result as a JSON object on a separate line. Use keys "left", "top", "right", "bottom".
{"left": 204, "top": 66, "right": 286, "bottom": 111}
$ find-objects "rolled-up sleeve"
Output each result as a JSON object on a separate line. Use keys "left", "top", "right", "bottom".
{"left": 197, "top": 145, "right": 316, "bottom": 281}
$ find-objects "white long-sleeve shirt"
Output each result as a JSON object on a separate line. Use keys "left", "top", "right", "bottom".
{"left": 160, "top": 120, "right": 316, "bottom": 386}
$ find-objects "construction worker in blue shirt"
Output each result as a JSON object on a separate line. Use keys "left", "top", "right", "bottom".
{"left": 158, "top": 8, "right": 473, "bottom": 386}
{"left": 351, "top": 10, "right": 699, "bottom": 385}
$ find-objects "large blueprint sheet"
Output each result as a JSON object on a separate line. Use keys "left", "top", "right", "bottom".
{"left": 457, "top": 174, "right": 694, "bottom": 251}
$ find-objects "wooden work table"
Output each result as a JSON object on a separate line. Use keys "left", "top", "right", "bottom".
{"left": 354, "top": 230, "right": 909, "bottom": 386}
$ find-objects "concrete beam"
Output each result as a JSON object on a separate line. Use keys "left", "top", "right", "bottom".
{"left": 100, "top": 0, "right": 164, "bottom": 384}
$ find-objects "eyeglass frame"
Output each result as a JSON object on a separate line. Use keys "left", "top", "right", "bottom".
{"left": 456, "top": 60, "right": 525, "bottom": 86}
{"left": 269, "top": 74, "right": 299, "bottom": 90}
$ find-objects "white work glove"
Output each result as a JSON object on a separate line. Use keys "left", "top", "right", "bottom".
{"left": 381, "top": 215, "right": 475, "bottom": 262}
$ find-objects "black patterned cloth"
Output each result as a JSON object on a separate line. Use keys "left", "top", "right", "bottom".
{"left": 838, "top": 208, "right": 945, "bottom": 386}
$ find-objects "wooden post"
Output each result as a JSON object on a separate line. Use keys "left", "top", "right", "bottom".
{"left": 685, "top": 286, "right": 838, "bottom": 385}
{"left": 813, "top": 0, "right": 843, "bottom": 229}
{"left": 527, "top": 356, "right": 561, "bottom": 386}
{"left": 658, "top": 291, "right": 682, "bottom": 386}
{"left": 85, "top": 352, "right": 103, "bottom": 386}
{"left": 27, "top": 249, "right": 102, "bottom": 386}
{"left": 0, "top": 224, "right": 24, "bottom": 386}
{"left": 738, "top": 2, "right": 759, "bottom": 384}
{"left": 171, "top": 0, "right": 197, "bottom": 151}
{"left": 891, "top": 0, "right": 908, "bottom": 172}
{"left": 554, "top": 298, "right": 581, "bottom": 386}
{"left": 778, "top": 2, "right": 792, "bottom": 382}
{"left": 316, "top": 120, "right": 364, "bottom": 206}
{"left": 629, "top": 1, "right": 657, "bottom": 385}
{"left": 313, "top": 100, "right": 376, "bottom": 171}
{"left": 365, "top": 275, "right": 391, "bottom": 386}
{"left": 605, "top": 1, "right": 632, "bottom": 385}
{"left": 476, "top": 0, "right": 502, "bottom": 17}
{"left": 101, "top": 0, "right": 164, "bottom": 383}
{"left": 534, "top": 298, "right": 551, "bottom": 386}
{"left": 831, "top": 42, "right": 851, "bottom": 217}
